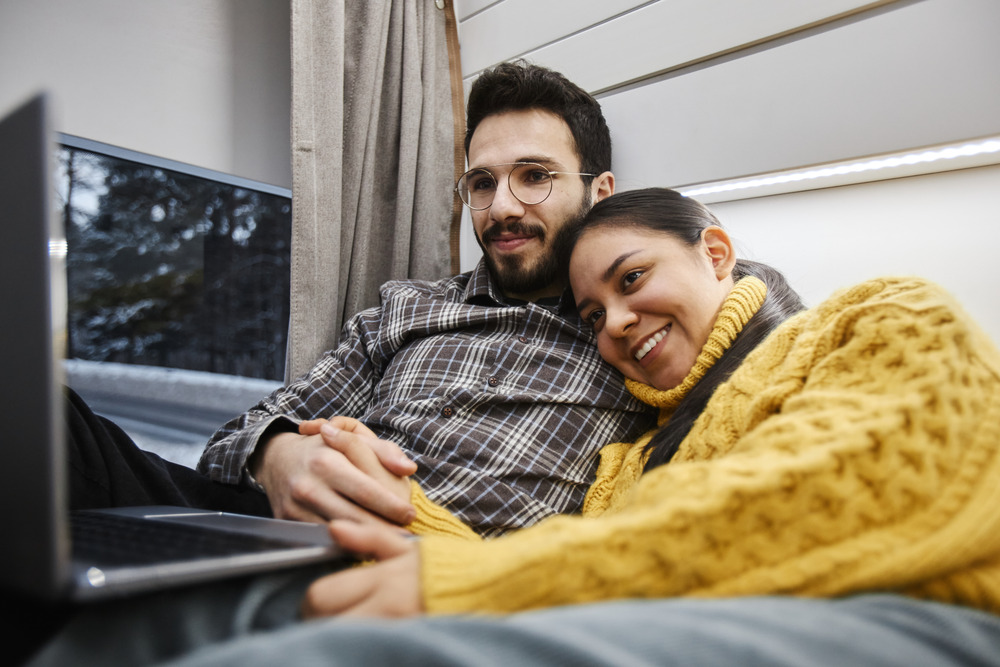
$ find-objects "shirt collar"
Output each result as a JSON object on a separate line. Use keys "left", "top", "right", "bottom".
{"left": 464, "top": 259, "right": 504, "bottom": 306}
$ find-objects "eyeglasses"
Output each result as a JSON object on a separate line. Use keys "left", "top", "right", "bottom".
{"left": 455, "top": 162, "right": 596, "bottom": 210}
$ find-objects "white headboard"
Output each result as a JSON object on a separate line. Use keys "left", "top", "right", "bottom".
{"left": 454, "top": 0, "right": 1000, "bottom": 342}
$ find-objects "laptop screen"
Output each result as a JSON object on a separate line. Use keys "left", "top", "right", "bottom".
{"left": 0, "top": 93, "right": 71, "bottom": 599}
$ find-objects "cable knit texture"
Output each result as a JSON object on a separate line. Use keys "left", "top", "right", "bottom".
{"left": 410, "top": 277, "right": 1000, "bottom": 617}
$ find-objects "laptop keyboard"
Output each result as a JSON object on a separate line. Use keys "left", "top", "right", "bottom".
{"left": 71, "top": 511, "right": 313, "bottom": 567}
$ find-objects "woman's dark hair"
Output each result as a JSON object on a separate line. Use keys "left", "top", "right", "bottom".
{"left": 465, "top": 60, "right": 611, "bottom": 177}
{"left": 569, "top": 188, "right": 806, "bottom": 471}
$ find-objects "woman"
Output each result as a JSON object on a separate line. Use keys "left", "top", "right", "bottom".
{"left": 29, "top": 189, "right": 1000, "bottom": 666}
{"left": 299, "top": 188, "right": 1000, "bottom": 620}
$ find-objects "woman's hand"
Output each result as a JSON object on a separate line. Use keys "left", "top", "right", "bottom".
{"left": 302, "top": 521, "right": 425, "bottom": 619}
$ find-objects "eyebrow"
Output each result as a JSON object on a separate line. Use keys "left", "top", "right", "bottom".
{"left": 470, "top": 156, "right": 561, "bottom": 170}
{"left": 574, "top": 249, "right": 644, "bottom": 313}
{"left": 603, "top": 250, "right": 643, "bottom": 282}
{"left": 519, "top": 156, "right": 558, "bottom": 166}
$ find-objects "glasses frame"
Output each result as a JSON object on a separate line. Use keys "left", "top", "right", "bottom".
{"left": 455, "top": 162, "right": 596, "bottom": 211}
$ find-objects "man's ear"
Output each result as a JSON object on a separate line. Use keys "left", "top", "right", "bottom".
{"left": 702, "top": 226, "right": 737, "bottom": 279}
{"left": 592, "top": 171, "right": 615, "bottom": 202}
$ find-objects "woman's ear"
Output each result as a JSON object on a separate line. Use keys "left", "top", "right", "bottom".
{"left": 592, "top": 171, "right": 615, "bottom": 202}
{"left": 701, "top": 226, "right": 737, "bottom": 279}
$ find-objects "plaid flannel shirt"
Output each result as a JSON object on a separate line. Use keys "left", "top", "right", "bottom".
{"left": 198, "top": 261, "right": 655, "bottom": 537}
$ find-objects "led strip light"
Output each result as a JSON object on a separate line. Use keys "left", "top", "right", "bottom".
{"left": 677, "top": 135, "right": 1000, "bottom": 203}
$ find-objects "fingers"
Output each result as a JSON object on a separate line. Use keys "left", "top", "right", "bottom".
{"left": 365, "top": 434, "right": 418, "bottom": 477}
{"left": 258, "top": 432, "right": 410, "bottom": 526}
{"left": 320, "top": 422, "right": 417, "bottom": 477}
{"left": 267, "top": 500, "right": 326, "bottom": 525}
{"left": 323, "top": 415, "right": 378, "bottom": 438}
{"left": 300, "top": 416, "right": 416, "bottom": 476}
{"left": 299, "top": 416, "right": 377, "bottom": 439}
{"left": 281, "top": 477, "right": 382, "bottom": 525}
{"left": 287, "top": 463, "right": 414, "bottom": 527}
{"left": 301, "top": 523, "right": 423, "bottom": 620}
{"left": 298, "top": 419, "right": 326, "bottom": 436}
{"left": 306, "top": 435, "right": 415, "bottom": 525}
{"left": 260, "top": 425, "right": 416, "bottom": 526}
{"left": 301, "top": 563, "right": 378, "bottom": 618}
{"left": 328, "top": 520, "right": 414, "bottom": 559}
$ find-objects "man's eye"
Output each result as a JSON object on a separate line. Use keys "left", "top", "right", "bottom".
{"left": 523, "top": 169, "right": 552, "bottom": 184}
{"left": 469, "top": 175, "right": 496, "bottom": 192}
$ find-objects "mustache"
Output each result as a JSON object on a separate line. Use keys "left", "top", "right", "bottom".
{"left": 481, "top": 221, "right": 546, "bottom": 244}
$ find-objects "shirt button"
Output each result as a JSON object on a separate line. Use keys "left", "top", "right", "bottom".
{"left": 517, "top": 336, "right": 529, "bottom": 343}
{"left": 487, "top": 376, "right": 500, "bottom": 387}
{"left": 441, "top": 406, "right": 455, "bottom": 417}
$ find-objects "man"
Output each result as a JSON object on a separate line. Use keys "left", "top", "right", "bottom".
{"left": 193, "top": 61, "right": 653, "bottom": 537}
{"left": 68, "top": 60, "right": 653, "bottom": 539}
{"left": 18, "top": 60, "right": 647, "bottom": 664}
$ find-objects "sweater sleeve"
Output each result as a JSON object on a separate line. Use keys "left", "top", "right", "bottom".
{"left": 403, "top": 435, "right": 650, "bottom": 538}
{"left": 406, "top": 434, "right": 652, "bottom": 538}
{"left": 580, "top": 438, "right": 649, "bottom": 518}
{"left": 418, "top": 278, "right": 1000, "bottom": 615}
{"left": 406, "top": 481, "right": 480, "bottom": 541}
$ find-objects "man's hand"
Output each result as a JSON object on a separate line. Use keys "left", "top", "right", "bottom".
{"left": 301, "top": 521, "right": 424, "bottom": 619}
{"left": 249, "top": 417, "right": 417, "bottom": 526}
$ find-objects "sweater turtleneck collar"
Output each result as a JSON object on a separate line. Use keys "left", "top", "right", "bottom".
{"left": 625, "top": 276, "right": 767, "bottom": 422}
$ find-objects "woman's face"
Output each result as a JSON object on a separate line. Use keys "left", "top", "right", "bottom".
{"left": 570, "top": 225, "right": 735, "bottom": 391}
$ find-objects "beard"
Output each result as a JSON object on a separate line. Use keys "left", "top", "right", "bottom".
{"left": 477, "top": 194, "right": 592, "bottom": 297}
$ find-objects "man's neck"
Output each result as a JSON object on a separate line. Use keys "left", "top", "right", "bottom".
{"left": 502, "top": 282, "right": 566, "bottom": 304}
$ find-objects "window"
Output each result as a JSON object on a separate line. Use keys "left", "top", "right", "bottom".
{"left": 57, "top": 136, "right": 291, "bottom": 381}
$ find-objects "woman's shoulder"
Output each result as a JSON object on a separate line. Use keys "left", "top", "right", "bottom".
{"left": 803, "top": 277, "right": 1000, "bottom": 368}
{"left": 825, "top": 276, "right": 950, "bottom": 305}
{"left": 808, "top": 276, "right": 972, "bottom": 324}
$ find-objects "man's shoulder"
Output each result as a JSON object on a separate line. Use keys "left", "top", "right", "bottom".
{"left": 379, "top": 272, "right": 472, "bottom": 302}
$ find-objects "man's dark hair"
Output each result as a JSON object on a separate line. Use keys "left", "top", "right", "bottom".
{"left": 465, "top": 61, "right": 611, "bottom": 176}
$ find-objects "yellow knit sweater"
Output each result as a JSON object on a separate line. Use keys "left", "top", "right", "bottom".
{"left": 407, "top": 277, "right": 1000, "bottom": 616}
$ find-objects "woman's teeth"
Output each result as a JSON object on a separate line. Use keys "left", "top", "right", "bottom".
{"left": 635, "top": 326, "right": 669, "bottom": 361}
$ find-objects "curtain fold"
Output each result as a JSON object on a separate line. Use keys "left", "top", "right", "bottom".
{"left": 287, "top": 0, "right": 459, "bottom": 380}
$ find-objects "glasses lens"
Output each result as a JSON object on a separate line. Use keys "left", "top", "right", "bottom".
{"left": 509, "top": 163, "right": 553, "bottom": 206}
{"left": 458, "top": 168, "right": 496, "bottom": 210}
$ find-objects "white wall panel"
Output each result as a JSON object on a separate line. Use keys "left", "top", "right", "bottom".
{"left": 710, "top": 164, "right": 1000, "bottom": 344}
{"left": 602, "top": 0, "right": 1000, "bottom": 190}
{"left": 456, "top": 0, "right": 499, "bottom": 22}
{"left": 0, "top": 0, "right": 291, "bottom": 187}
{"left": 512, "top": 0, "right": 888, "bottom": 94}
{"left": 457, "top": 0, "right": 648, "bottom": 77}
{"left": 453, "top": 0, "right": 1000, "bottom": 334}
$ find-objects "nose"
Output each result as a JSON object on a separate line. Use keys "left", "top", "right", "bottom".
{"left": 604, "top": 305, "right": 637, "bottom": 339}
{"left": 488, "top": 174, "right": 526, "bottom": 221}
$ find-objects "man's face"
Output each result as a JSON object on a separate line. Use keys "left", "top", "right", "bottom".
{"left": 467, "top": 109, "right": 607, "bottom": 302}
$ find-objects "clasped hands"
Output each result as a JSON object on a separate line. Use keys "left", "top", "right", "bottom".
{"left": 249, "top": 416, "right": 426, "bottom": 618}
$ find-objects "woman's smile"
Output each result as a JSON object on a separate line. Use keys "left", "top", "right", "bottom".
{"left": 634, "top": 325, "right": 670, "bottom": 363}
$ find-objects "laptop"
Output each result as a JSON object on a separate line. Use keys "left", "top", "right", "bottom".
{"left": 0, "top": 93, "right": 345, "bottom": 602}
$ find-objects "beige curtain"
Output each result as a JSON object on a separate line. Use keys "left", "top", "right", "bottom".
{"left": 287, "top": 0, "right": 462, "bottom": 380}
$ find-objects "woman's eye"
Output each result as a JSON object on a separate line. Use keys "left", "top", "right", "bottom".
{"left": 622, "top": 270, "right": 643, "bottom": 287}
{"left": 584, "top": 310, "right": 605, "bottom": 327}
